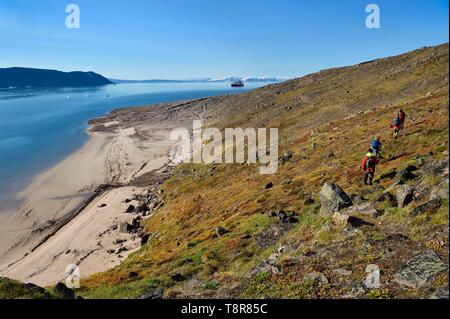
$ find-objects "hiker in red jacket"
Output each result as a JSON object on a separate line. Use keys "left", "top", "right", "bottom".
{"left": 362, "top": 148, "right": 379, "bottom": 185}
{"left": 391, "top": 117, "right": 401, "bottom": 138}
{"left": 398, "top": 109, "right": 406, "bottom": 129}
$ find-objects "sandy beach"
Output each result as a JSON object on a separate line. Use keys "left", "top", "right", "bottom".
{"left": 0, "top": 98, "right": 208, "bottom": 286}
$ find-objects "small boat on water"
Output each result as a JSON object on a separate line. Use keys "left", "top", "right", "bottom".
{"left": 231, "top": 80, "right": 244, "bottom": 87}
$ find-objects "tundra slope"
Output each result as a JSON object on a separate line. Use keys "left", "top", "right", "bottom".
{"left": 2, "top": 43, "right": 449, "bottom": 299}
{"left": 80, "top": 43, "right": 449, "bottom": 299}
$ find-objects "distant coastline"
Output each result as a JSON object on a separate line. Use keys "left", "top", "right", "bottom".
{"left": 0, "top": 67, "right": 113, "bottom": 88}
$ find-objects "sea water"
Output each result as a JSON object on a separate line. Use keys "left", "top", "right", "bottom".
{"left": 0, "top": 82, "right": 267, "bottom": 210}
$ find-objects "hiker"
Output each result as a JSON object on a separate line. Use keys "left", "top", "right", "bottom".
{"left": 370, "top": 137, "right": 382, "bottom": 158}
{"left": 361, "top": 148, "right": 379, "bottom": 185}
{"left": 398, "top": 109, "right": 406, "bottom": 129}
{"left": 391, "top": 117, "right": 401, "bottom": 138}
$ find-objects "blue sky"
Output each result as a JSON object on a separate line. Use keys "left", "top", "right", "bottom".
{"left": 0, "top": 0, "right": 448, "bottom": 79}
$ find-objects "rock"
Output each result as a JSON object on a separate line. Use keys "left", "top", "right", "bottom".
{"left": 319, "top": 182, "right": 353, "bottom": 214}
{"left": 410, "top": 199, "right": 442, "bottom": 216}
{"left": 119, "top": 222, "right": 130, "bottom": 233}
{"left": 333, "top": 268, "right": 352, "bottom": 276}
{"left": 138, "top": 289, "right": 163, "bottom": 299}
{"left": 215, "top": 226, "right": 228, "bottom": 236}
{"left": 405, "top": 165, "right": 418, "bottom": 172}
{"left": 327, "top": 151, "right": 336, "bottom": 159}
{"left": 171, "top": 273, "right": 186, "bottom": 282}
{"left": 352, "top": 202, "right": 380, "bottom": 217}
{"left": 140, "top": 233, "right": 150, "bottom": 245}
{"left": 279, "top": 151, "right": 293, "bottom": 164}
{"left": 430, "top": 182, "right": 449, "bottom": 201}
{"left": 113, "top": 238, "right": 126, "bottom": 245}
{"left": 379, "top": 171, "right": 397, "bottom": 180}
{"left": 125, "top": 205, "right": 136, "bottom": 213}
{"left": 376, "top": 192, "right": 397, "bottom": 206}
{"left": 429, "top": 285, "right": 449, "bottom": 299}
{"left": 393, "top": 250, "right": 447, "bottom": 288}
{"left": 303, "top": 197, "right": 315, "bottom": 205}
{"left": 265, "top": 182, "right": 274, "bottom": 189}
{"left": 98, "top": 203, "right": 107, "bottom": 208}
{"left": 276, "top": 210, "right": 298, "bottom": 223}
{"left": 115, "top": 246, "right": 128, "bottom": 254}
{"left": 333, "top": 211, "right": 349, "bottom": 226}
{"left": 349, "top": 194, "right": 364, "bottom": 205}
{"left": 53, "top": 282, "right": 75, "bottom": 299}
{"left": 128, "top": 272, "right": 139, "bottom": 278}
{"left": 24, "top": 283, "right": 48, "bottom": 297}
{"left": 396, "top": 170, "right": 418, "bottom": 183}
{"left": 136, "top": 203, "right": 149, "bottom": 214}
{"left": 423, "top": 157, "right": 449, "bottom": 176}
{"left": 302, "top": 272, "right": 329, "bottom": 287}
{"left": 255, "top": 223, "right": 292, "bottom": 249}
{"left": 395, "top": 184, "right": 414, "bottom": 207}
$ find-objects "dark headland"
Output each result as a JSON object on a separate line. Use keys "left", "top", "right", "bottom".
{"left": 0, "top": 67, "right": 113, "bottom": 88}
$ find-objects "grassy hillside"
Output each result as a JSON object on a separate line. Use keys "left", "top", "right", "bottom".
{"left": 80, "top": 43, "right": 449, "bottom": 299}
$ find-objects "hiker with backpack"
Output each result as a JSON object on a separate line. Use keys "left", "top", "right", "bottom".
{"left": 361, "top": 148, "right": 379, "bottom": 185}
{"left": 391, "top": 117, "right": 402, "bottom": 138}
{"left": 370, "top": 137, "right": 382, "bottom": 158}
{"left": 398, "top": 109, "right": 406, "bottom": 129}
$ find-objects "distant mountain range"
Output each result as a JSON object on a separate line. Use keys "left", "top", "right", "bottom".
{"left": 0, "top": 67, "right": 287, "bottom": 88}
{"left": 0, "top": 67, "right": 113, "bottom": 88}
{"left": 109, "top": 76, "right": 289, "bottom": 84}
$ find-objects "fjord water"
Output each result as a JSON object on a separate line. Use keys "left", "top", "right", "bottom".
{"left": 0, "top": 82, "right": 265, "bottom": 210}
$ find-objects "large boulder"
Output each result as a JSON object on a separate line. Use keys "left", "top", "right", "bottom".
{"left": 393, "top": 250, "right": 447, "bottom": 289}
{"left": 53, "top": 282, "right": 75, "bottom": 299}
{"left": 395, "top": 184, "right": 414, "bottom": 208}
{"left": 319, "top": 182, "right": 353, "bottom": 214}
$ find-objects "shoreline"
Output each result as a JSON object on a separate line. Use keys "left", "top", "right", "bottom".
{"left": 0, "top": 97, "right": 211, "bottom": 286}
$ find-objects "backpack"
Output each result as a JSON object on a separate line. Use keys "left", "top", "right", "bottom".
{"left": 366, "top": 157, "right": 376, "bottom": 171}
{"left": 394, "top": 118, "right": 401, "bottom": 126}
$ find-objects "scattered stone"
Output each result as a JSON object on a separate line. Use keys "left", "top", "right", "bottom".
{"left": 125, "top": 205, "right": 136, "bottom": 213}
{"left": 303, "top": 197, "right": 315, "bottom": 205}
{"left": 255, "top": 223, "right": 292, "bottom": 249}
{"left": 265, "top": 182, "right": 274, "bottom": 189}
{"left": 53, "top": 282, "right": 75, "bottom": 299}
{"left": 136, "top": 203, "right": 149, "bottom": 214}
{"left": 171, "top": 273, "right": 187, "bottom": 282}
{"left": 376, "top": 192, "right": 397, "bottom": 206}
{"left": 379, "top": 171, "right": 397, "bottom": 180}
{"left": 128, "top": 272, "right": 139, "bottom": 278}
{"left": 319, "top": 182, "right": 353, "bottom": 214}
{"left": 430, "top": 182, "right": 449, "bottom": 201}
{"left": 138, "top": 289, "right": 163, "bottom": 299}
{"left": 351, "top": 202, "right": 380, "bottom": 217}
{"left": 215, "top": 226, "right": 228, "bottom": 236}
{"left": 24, "top": 283, "right": 48, "bottom": 296}
{"left": 333, "top": 268, "right": 352, "bottom": 276}
{"left": 140, "top": 233, "right": 150, "bottom": 245}
{"left": 276, "top": 210, "right": 298, "bottom": 223}
{"left": 393, "top": 250, "right": 447, "bottom": 289}
{"left": 115, "top": 246, "right": 128, "bottom": 254}
{"left": 333, "top": 211, "right": 349, "bottom": 226}
{"left": 279, "top": 151, "right": 293, "bottom": 164}
{"left": 430, "top": 285, "right": 449, "bottom": 299}
{"left": 113, "top": 238, "right": 126, "bottom": 245}
{"left": 395, "top": 184, "right": 414, "bottom": 208}
{"left": 119, "top": 222, "right": 130, "bottom": 233}
{"left": 396, "top": 170, "right": 418, "bottom": 183}
{"left": 98, "top": 203, "right": 107, "bottom": 208}
{"left": 410, "top": 199, "right": 442, "bottom": 216}
{"left": 302, "top": 272, "right": 329, "bottom": 287}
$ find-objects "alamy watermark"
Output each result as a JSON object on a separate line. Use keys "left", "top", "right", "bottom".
{"left": 366, "top": 4, "right": 381, "bottom": 29}
{"left": 170, "top": 120, "right": 279, "bottom": 174}
{"left": 65, "top": 4, "right": 80, "bottom": 29}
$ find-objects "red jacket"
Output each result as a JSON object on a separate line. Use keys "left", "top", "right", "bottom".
{"left": 362, "top": 155, "right": 379, "bottom": 172}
